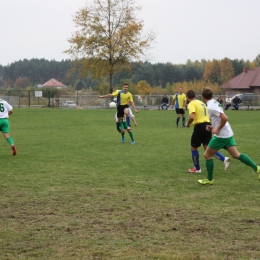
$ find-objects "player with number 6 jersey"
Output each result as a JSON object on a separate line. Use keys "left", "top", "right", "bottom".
{"left": 0, "top": 98, "right": 17, "bottom": 156}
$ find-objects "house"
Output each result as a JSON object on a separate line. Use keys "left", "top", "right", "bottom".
{"left": 220, "top": 67, "right": 260, "bottom": 96}
{"left": 42, "top": 78, "right": 66, "bottom": 89}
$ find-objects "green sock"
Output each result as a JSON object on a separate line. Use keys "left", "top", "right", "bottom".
{"left": 206, "top": 158, "right": 214, "bottom": 181}
{"left": 121, "top": 133, "right": 124, "bottom": 137}
{"left": 238, "top": 153, "right": 257, "bottom": 172}
{"left": 129, "top": 132, "right": 134, "bottom": 141}
{"left": 119, "top": 121, "right": 124, "bottom": 130}
{"left": 6, "top": 137, "right": 14, "bottom": 146}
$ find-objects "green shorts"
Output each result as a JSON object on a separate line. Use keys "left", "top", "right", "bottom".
{"left": 0, "top": 118, "right": 10, "bottom": 133}
{"left": 119, "top": 121, "right": 128, "bottom": 130}
{"left": 208, "top": 135, "right": 236, "bottom": 150}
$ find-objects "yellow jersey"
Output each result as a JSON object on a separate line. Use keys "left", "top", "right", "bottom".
{"left": 188, "top": 99, "right": 210, "bottom": 126}
{"left": 173, "top": 93, "right": 186, "bottom": 109}
{"left": 112, "top": 90, "right": 133, "bottom": 105}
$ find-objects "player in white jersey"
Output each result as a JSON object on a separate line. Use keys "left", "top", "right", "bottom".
{"left": 0, "top": 98, "right": 17, "bottom": 155}
{"left": 198, "top": 87, "right": 260, "bottom": 185}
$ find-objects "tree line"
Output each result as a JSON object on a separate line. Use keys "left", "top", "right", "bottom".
{"left": 0, "top": 55, "right": 259, "bottom": 93}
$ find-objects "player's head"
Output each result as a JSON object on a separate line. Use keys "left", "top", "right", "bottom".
{"left": 123, "top": 84, "right": 129, "bottom": 93}
{"left": 179, "top": 87, "right": 183, "bottom": 94}
{"left": 186, "top": 90, "right": 196, "bottom": 101}
{"left": 202, "top": 87, "right": 213, "bottom": 101}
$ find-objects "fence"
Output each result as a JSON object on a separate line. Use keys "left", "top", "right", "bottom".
{"left": 1, "top": 91, "right": 260, "bottom": 110}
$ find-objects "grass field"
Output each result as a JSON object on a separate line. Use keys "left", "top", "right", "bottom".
{"left": 1, "top": 108, "right": 260, "bottom": 260}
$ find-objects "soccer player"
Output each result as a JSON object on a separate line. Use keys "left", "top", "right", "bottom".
{"left": 115, "top": 106, "right": 137, "bottom": 144}
{"left": 171, "top": 87, "right": 187, "bottom": 127}
{"left": 198, "top": 87, "right": 260, "bottom": 185}
{"left": 186, "top": 90, "right": 229, "bottom": 174}
{"left": 99, "top": 83, "right": 138, "bottom": 131}
{"left": 0, "top": 98, "right": 17, "bottom": 156}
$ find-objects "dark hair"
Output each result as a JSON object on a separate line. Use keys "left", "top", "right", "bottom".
{"left": 186, "top": 90, "right": 196, "bottom": 99}
{"left": 123, "top": 83, "right": 129, "bottom": 87}
{"left": 202, "top": 87, "right": 213, "bottom": 100}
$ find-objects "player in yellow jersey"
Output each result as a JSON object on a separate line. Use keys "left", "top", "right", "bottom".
{"left": 99, "top": 83, "right": 138, "bottom": 131}
{"left": 171, "top": 87, "right": 187, "bottom": 127}
{"left": 186, "top": 90, "right": 230, "bottom": 173}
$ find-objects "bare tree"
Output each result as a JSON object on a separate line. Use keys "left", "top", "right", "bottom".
{"left": 65, "top": 0, "right": 155, "bottom": 93}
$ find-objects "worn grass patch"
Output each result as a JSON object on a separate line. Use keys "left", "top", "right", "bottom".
{"left": 0, "top": 108, "right": 260, "bottom": 259}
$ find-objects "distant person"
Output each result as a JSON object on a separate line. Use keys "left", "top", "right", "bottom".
{"left": 232, "top": 95, "right": 241, "bottom": 110}
{"left": 99, "top": 83, "right": 138, "bottom": 131}
{"left": 160, "top": 95, "right": 169, "bottom": 110}
{"left": 199, "top": 87, "right": 260, "bottom": 185}
{"left": 186, "top": 90, "right": 230, "bottom": 173}
{"left": 171, "top": 87, "right": 187, "bottom": 127}
{"left": 225, "top": 95, "right": 232, "bottom": 110}
{"left": 0, "top": 98, "right": 17, "bottom": 156}
{"left": 216, "top": 95, "right": 223, "bottom": 106}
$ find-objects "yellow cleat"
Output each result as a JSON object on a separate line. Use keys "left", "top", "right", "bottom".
{"left": 198, "top": 179, "right": 214, "bottom": 185}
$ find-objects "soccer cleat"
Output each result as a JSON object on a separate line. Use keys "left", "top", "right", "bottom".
{"left": 131, "top": 141, "right": 136, "bottom": 144}
{"left": 224, "top": 157, "right": 230, "bottom": 171}
{"left": 121, "top": 137, "right": 125, "bottom": 143}
{"left": 257, "top": 166, "right": 260, "bottom": 181}
{"left": 188, "top": 167, "right": 201, "bottom": 173}
{"left": 11, "top": 145, "right": 17, "bottom": 156}
{"left": 182, "top": 125, "right": 185, "bottom": 127}
{"left": 198, "top": 179, "right": 214, "bottom": 185}
{"left": 175, "top": 124, "right": 178, "bottom": 127}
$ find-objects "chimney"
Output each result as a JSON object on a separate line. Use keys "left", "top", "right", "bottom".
{"left": 243, "top": 67, "right": 248, "bottom": 73}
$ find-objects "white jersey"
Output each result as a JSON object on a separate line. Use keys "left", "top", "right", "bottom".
{"left": 207, "top": 99, "right": 233, "bottom": 138}
{"left": 115, "top": 107, "right": 134, "bottom": 122}
{"left": 0, "top": 99, "right": 13, "bottom": 118}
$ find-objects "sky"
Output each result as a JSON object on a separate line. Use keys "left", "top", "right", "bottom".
{"left": 1, "top": 0, "right": 260, "bottom": 66}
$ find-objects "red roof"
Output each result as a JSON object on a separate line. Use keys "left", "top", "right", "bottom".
{"left": 42, "top": 78, "right": 65, "bottom": 87}
{"left": 220, "top": 67, "right": 260, "bottom": 89}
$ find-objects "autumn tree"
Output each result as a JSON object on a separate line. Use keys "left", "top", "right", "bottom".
{"left": 218, "top": 58, "right": 234, "bottom": 85}
{"left": 135, "top": 80, "right": 152, "bottom": 95}
{"left": 203, "top": 60, "right": 220, "bottom": 83}
{"left": 13, "top": 77, "right": 31, "bottom": 89}
{"left": 65, "top": 0, "right": 155, "bottom": 93}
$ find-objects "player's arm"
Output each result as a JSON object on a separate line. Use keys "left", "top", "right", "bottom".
{"left": 211, "top": 113, "right": 228, "bottom": 135}
{"left": 186, "top": 112, "right": 195, "bottom": 128}
{"left": 99, "top": 94, "right": 113, "bottom": 98}
{"left": 183, "top": 99, "right": 187, "bottom": 110}
{"left": 8, "top": 109, "right": 13, "bottom": 116}
{"left": 170, "top": 98, "right": 175, "bottom": 108}
{"left": 130, "top": 101, "right": 138, "bottom": 113}
{"left": 131, "top": 117, "right": 137, "bottom": 126}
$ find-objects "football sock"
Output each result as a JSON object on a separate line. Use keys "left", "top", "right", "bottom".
{"left": 238, "top": 153, "right": 257, "bottom": 171}
{"left": 206, "top": 158, "right": 214, "bottom": 181}
{"left": 129, "top": 132, "right": 134, "bottom": 141}
{"left": 119, "top": 120, "right": 124, "bottom": 130}
{"left": 192, "top": 150, "right": 200, "bottom": 170}
{"left": 182, "top": 117, "right": 185, "bottom": 126}
{"left": 126, "top": 117, "right": 130, "bottom": 127}
{"left": 176, "top": 117, "right": 180, "bottom": 126}
{"left": 116, "top": 122, "right": 120, "bottom": 132}
{"left": 214, "top": 151, "right": 225, "bottom": 162}
{"left": 6, "top": 137, "right": 14, "bottom": 146}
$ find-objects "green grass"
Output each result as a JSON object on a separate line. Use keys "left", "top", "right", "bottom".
{"left": 1, "top": 108, "right": 260, "bottom": 260}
